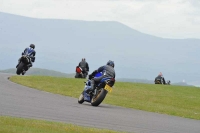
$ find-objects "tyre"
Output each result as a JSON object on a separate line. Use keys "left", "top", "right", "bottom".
{"left": 75, "top": 73, "right": 78, "bottom": 78}
{"left": 16, "top": 62, "right": 24, "bottom": 75}
{"left": 75, "top": 73, "right": 82, "bottom": 78}
{"left": 78, "top": 93, "right": 84, "bottom": 104}
{"left": 91, "top": 89, "right": 108, "bottom": 106}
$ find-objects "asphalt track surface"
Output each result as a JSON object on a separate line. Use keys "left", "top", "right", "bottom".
{"left": 0, "top": 73, "right": 200, "bottom": 133}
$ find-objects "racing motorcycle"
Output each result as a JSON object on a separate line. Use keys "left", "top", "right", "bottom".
{"left": 155, "top": 80, "right": 171, "bottom": 85}
{"left": 78, "top": 72, "right": 115, "bottom": 106}
{"left": 16, "top": 54, "right": 33, "bottom": 75}
{"left": 75, "top": 66, "right": 88, "bottom": 78}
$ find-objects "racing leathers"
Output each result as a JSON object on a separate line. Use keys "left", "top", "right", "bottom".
{"left": 155, "top": 75, "right": 166, "bottom": 84}
{"left": 87, "top": 65, "right": 115, "bottom": 93}
{"left": 16, "top": 47, "right": 36, "bottom": 70}
{"left": 78, "top": 60, "right": 89, "bottom": 75}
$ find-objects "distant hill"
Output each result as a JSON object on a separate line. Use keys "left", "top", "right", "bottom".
{"left": 171, "top": 82, "right": 194, "bottom": 87}
{"left": 0, "top": 68, "right": 75, "bottom": 78}
{"left": 1, "top": 12, "right": 200, "bottom": 83}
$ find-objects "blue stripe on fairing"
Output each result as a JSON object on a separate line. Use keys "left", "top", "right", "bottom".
{"left": 95, "top": 72, "right": 102, "bottom": 77}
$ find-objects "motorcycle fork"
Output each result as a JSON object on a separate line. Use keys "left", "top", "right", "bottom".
{"left": 92, "top": 87, "right": 102, "bottom": 96}
{"left": 93, "top": 89, "right": 97, "bottom": 95}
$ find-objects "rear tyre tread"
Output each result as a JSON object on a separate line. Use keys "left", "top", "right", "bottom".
{"left": 78, "top": 93, "right": 84, "bottom": 104}
{"left": 91, "top": 89, "right": 107, "bottom": 106}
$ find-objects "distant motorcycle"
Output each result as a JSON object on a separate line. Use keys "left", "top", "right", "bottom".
{"left": 165, "top": 80, "right": 171, "bottom": 85}
{"left": 78, "top": 72, "right": 115, "bottom": 106}
{"left": 155, "top": 79, "right": 171, "bottom": 85}
{"left": 75, "top": 66, "right": 88, "bottom": 78}
{"left": 16, "top": 54, "right": 33, "bottom": 75}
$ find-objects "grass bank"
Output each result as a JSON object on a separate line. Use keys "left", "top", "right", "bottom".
{"left": 10, "top": 76, "right": 200, "bottom": 120}
{"left": 0, "top": 116, "right": 120, "bottom": 133}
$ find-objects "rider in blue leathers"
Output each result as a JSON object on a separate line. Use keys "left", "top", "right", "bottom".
{"left": 16, "top": 44, "right": 36, "bottom": 74}
{"left": 86, "top": 60, "right": 115, "bottom": 93}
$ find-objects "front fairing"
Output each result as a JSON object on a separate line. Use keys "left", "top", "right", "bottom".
{"left": 83, "top": 80, "right": 92, "bottom": 102}
{"left": 20, "top": 55, "right": 30, "bottom": 64}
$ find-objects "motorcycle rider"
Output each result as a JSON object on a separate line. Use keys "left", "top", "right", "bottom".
{"left": 154, "top": 72, "right": 166, "bottom": 84}
{"left": 16, "top": 44, "right": 36, "bottom": 74}
{"left": 78, "top": 58, "right": 89, "bottom": 76}
{"left": 86, "top": 60, "right": 115, "bottom": 93}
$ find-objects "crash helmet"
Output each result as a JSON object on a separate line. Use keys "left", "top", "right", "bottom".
{"left": 107, "top": 60, "right": 115, "bottom": 68}
{"left": 30, "top": 44, "right": 35, "bottom": 49}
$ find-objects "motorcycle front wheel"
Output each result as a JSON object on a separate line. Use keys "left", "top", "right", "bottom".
{"left": 78, "top": 92, "right": 84, "bottom": 104}
{"left": 75, "top": 73, "right": 82, "bottom": 78}
{"left": 16, "top": 62, "right": 24, "bottom": 75}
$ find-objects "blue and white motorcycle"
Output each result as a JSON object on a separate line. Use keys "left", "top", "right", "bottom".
{"left": 78, "top": 72, "right": 115, "bottom": 106}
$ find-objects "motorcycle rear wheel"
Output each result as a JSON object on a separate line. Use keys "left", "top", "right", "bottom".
{"left": 91, "top": 89, "right": 107, "bottom": 106}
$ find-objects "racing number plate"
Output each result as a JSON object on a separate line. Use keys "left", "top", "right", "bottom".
{"left": 104, "top": 84, "right": 112, "bottom": 92}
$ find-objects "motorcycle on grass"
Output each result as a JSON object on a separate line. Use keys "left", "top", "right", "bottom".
{"left": 75, "top": 66, "right": 88, "bottom": 78}
{"left": 155, "top": 80, "right": 171, "bottom": 85}
{"left": 78, "top": 72, "right": 115, "bottom": 106}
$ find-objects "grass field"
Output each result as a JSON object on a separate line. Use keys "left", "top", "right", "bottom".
{"left": 10, "top": 76, "right": 200, "bottom": 120}
{"left": 0, "top": 116, "right": 120, "bottom": 133}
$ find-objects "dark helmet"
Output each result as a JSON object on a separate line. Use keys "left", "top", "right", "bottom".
{"left": 82, "top": 58, "right": 85, "bottom": 61}
{"left": 107, "top": 60, "right": 115, "bottom": 68}
{"left": 30, "top": 44, "right": 35, "bottom": 49}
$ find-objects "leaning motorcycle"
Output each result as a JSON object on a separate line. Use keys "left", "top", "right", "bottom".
{"left": 16, "top": 54, "right": 32, "bottom": 75}
{"left": 75, "top": 66, "right": 88, "bottom": 78}
{"left": 78, "top": 72, "right": 115, "bottom": 106}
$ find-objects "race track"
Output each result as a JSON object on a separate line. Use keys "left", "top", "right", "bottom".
{"left": 0, "top": 73, "right": 199, "bottom": 133}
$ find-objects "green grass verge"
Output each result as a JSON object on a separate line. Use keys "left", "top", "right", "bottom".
{"left": 0, "top": 116, "right": 120, "bottom": 133}
{"left": 10, "top": 76, "right": 200, "bottom": 120}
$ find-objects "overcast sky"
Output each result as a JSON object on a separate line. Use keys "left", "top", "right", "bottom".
{"left": 0, "top": 0, "right": 200, "bottom": 39}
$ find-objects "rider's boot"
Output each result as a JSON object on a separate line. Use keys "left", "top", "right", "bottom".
{"left": 86, "top": 79, "right": 95, "bottom": 94}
